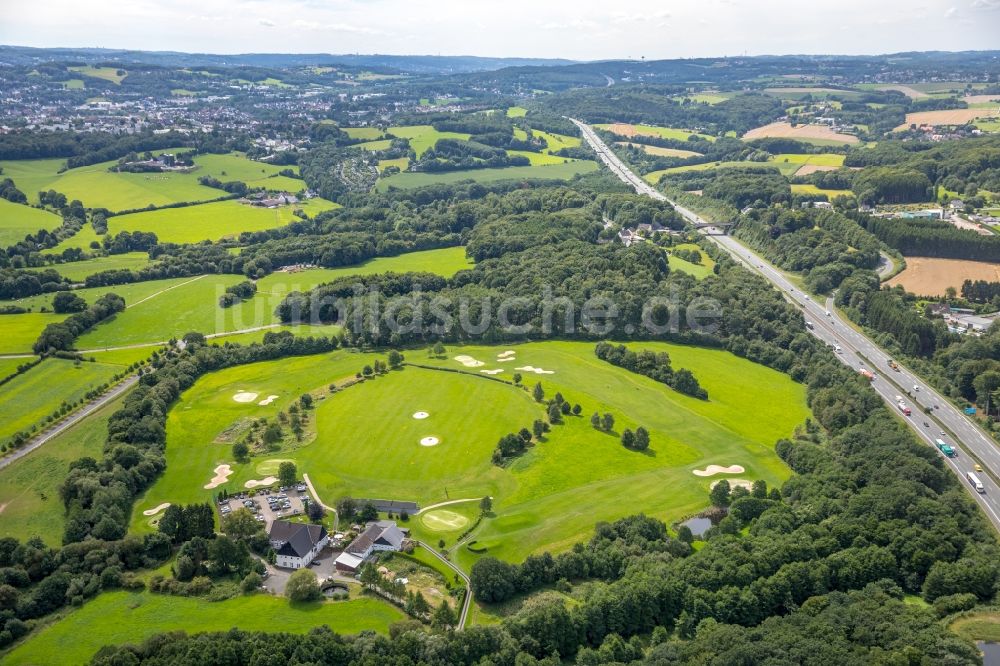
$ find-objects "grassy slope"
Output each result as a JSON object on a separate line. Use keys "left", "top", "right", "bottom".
{"left": 0, "top": 357, "right": 123, "bottom": 442}
{"left": 387, "top": 125, "right": 471, "bottom": 157}
{"left": 0, "top": 312, "right": 67, "bottom": 354}
{"left": 0, "top": 199, "right": 63, "bottom": 247}
{"left": 131, "top": 341, "right": 809, "bottom": 567}
{"left": 3, "top": 591, "right": 402, "bottom": 665}
{"left": 376, "top": 161, "right": 598, "bottom": 191}
{"left": 48, "top": 252, "right": 153, "bottom": 282}
{"left": 74, "top": 247, "right": 471, "bottom": 349}
{"left": 595, "top": 123, "right": 716, "bottom": 143}
{"left": 102, "top": 198, "right": 338, "bottom": 245}
{"left": 0, "top": 392, "right": 127, "bottom": 545}
{"left": 667, "top": 243, "right": 716, "bottom": 279}
{"left": 791, "top": 183, "right": 852, "bottom": 197}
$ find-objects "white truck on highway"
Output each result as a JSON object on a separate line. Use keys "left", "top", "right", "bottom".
{"left": 968, "top": 472, "right": 985, "bottom": 493}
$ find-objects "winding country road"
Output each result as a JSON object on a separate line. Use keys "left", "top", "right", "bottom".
{"left": 573, "top": 118, "right": 1000, "bottom": 532}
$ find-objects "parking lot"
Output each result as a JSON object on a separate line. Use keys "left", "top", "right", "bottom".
{"left": 218, "top": 483, "right": 310, "bottom": 528}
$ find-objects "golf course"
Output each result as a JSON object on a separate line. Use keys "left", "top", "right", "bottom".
{"left": 128, "top": 340, "right": 809, "bottom": 566}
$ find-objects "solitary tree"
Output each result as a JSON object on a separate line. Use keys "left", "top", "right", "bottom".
{"left": 263, "top": 422, "right": 283, "bottom": 446}
{"left": 278, "top": 461, "right": 297, "bottom": 487}
{"left": 286, "top": 568, "right": 320, "bottom": 602}
{"left": 590, "top": 412, "right": 601, "bottom": 429}
{"left": 601, "top": 413, "right": 615, "bottom": 432}
{"left": 519, "top": 427, "right": 532, "bottom": 442}
{"left": 512, "top": 373, "right": 522, "bottom": 385}
{"left": 572, "top": 404, "right": 582, "bottom": 416}
{"left": 547, "top": 402, "right": 562, "bottom": 423}
{"left": 388, "top": 350, "right": 404, "bottom": 368}
{"left": 532, "top": 382, "right": 545, "bottom": 402}
{"left": 633, "top": 426, "right": 650, "bottom": 451}
{"left": 299, "top": 393, "right": 313, "bottom": 409}
{"left": 676, "top": 525, "right": 694, "bottom": 544}
{"left": 232, "top": 440, "right": 249, "bottom": 462}
{"left": 479, "top": 496, "right": 493, "bottom": 514}
{"left": 533, "top": 419, "right": 546, "bottom": 439}
{"left": 222, "top": 508, "right": 262, "bottom": 542}
{"left": 621, "top": 429, "right": 636, "bottom": 448}
{"left": 359, "top": 502, "right": 378, "bottom": 522}
{"left": 433, "top": 342, "right": 446, "bottom": 357}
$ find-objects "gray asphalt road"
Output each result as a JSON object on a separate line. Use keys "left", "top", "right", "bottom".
{"left": 0, "top": 374, "right": 138, "bottom": 471}
{"left": 572, "top": 118, "right": 1000, "bottom": 531}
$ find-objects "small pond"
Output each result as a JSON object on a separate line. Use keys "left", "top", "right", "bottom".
{"left": 680, "top": 517, "right": 712, "bottom": 537}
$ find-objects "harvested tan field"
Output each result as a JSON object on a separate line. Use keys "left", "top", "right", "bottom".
{"left": 795, "top": 164, "right": 841, "bottom": 176}
{"left": 615, "top": 141, "right": 702, "bottom": 158}
{"left": 605, "top": 123, "right": 641, "bottom": 137}
{"left": 876, "top": 85, "right": 927, "bottom": 99}
{"left": 743, "top": 122, "right": 859, "bottom": 144}
{"left": 897, "top": 107, "right": 1000, "bottom": 129}
{"left": 764, "top": 87, "right": 852, "bottom": 95}
{"left": 887, "top": 257, "right": 1000, "bottom": 297}
{"left": 963, "top": 95, "right": 1000, "bottom": 105}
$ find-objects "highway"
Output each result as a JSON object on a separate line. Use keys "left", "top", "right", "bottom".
{"left": 572, "top": 118, "right": 1000, "bottom": 531}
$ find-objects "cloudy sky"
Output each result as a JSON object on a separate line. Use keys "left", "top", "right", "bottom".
{"left": 1, "top": 0, "right": 998, "bottom": 60}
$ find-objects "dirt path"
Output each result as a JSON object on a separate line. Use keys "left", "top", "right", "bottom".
{"left": 413, "top": 539, "right": 472, "bottom": 630}
{"left": 302, "top": 472, "right": 339, "bottom": 531}
{"left": 75, "top": 323, "right": 282, "bottom": 354}
{"left": 416, "top": 498, "right": 481, "bottom": 514}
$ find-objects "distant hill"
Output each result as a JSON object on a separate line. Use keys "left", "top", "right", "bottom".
{"left": 0, "top": 45, "right": 577, "bottom": 74}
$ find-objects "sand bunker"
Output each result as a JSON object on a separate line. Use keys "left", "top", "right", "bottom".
{"left": 142, "top": 502, "right": 171, "bottom": 517}
{"left": 412, "top": 411, "right": 430, "bottom": 420}
{"left": 245, "top": 476, "right": 278, "bottom": 489}
{"left": 420, "top": 436, "right": 440, "bottom": 447}
{"left": 497, "top": 350, "right": 516, "bottom": 359}
{"left": 204, "top": 464, "right": 233, "bottom": 489}
{"left": 516, "top": 365, "right": 555, "bottom": 375}
{"left": 692, "top": 464, "right": 745, "bottom": 477}
{"left": 258, "top": 395, "right": 279, "bottom": 406}
{"left": 711, "top": 478, "right": 753, "bottom": 491}
{"left": 233, "top": 391, "right": 259, "bottom": 403}
{"left": 480, "top": 369, "right": 504, "bottom": 375}
{"left": 454, "top": 355, "right": 485, "bottom": 367}
{"left": 498, "top": 357, "right": 517, "bottom": 362}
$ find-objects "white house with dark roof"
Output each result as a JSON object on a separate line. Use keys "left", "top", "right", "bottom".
{"left": 268, "top": 520, "right": 328, "bottom": 569}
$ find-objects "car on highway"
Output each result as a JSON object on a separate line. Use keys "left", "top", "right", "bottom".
{"left": 975, "top": 463, "right": 984, "bottom": 472}
{"left": 835, "top": 345, "right": 841, "bottom": 352}
{"left": 924, "top": 421, "right": 929, "bottom": 427}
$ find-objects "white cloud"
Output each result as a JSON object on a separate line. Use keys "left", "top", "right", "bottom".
{"left": 944, "top": 6, "right": 959, "bottom": 17}
{"left": 258, "top": 18, "right": 275, "bottom": 27}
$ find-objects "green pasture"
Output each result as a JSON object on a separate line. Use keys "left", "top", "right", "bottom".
{"left": 0, "top": 357, "right": 28, "bottom": 380}
{"left": 667, "top": 243, "right": 716, "bottom": 279}
{"left": 681, "top": 93, "right": 733, "bottom": 105}
{"left": 2, "top": 591, "right": 402, "bottom": 665}
{"left": 506, "top": 107, "right": 528, "bottom": 117}
{"left": 643, "top": 161, "right": 783, "bottom": 183}
{"left": 61, "top": 79, "right": 84, "bottom": 89}
{"left": 387, "top": 125, "right": 471, "bottom": 157}
{"left": 48, "top": 252, "right": 153, "bottom": 282}
{"left": 102, "top": 197, "right": 337, "bottom": 244}
{"left": 0, "top": 312, "right": 67, "bottom": 354}
{"left": 620, "top": 143, "right": 702, "bottom": 158}
{"left": 344, "top": 127, "right": 386, "bottom": 140}
{"left": 770, "top": 153, "right": 845, "bottom": 167}
{"left": 532, "top": 130, "right": 581, "bottom": 153}
{"left": 0, "top": 392, "right": 128, "bottom": 545}
{"left": 378, "top": 157, "right": 410, "bottom": 173}
{"left": 791, "top": 183, "right": 852, "bottom": 197}
{"left": 0, "top": 199, "right": 64, "bottom": 246}
{"left": 0, "top": 152, "right": 303, "bottom": 212}
{"left": 507, "top": 150, "right": 576, "bottom": 166}
{"left": 356, "top": 139, "right": 393, "bottom": 151}
{"left": 596, "top": 123, "right": 716, "bottom": 143}
{"left": 68, "top": 65, "right": 125, "bottom": 84}
{"left": 0, "top": 357, "right": 123, "bottom": 443}
{"left": 376, "top": 161, "right": 598, "bottom": 191}
{"left": 132, "top": 341, "right": 808, "bottom": 566}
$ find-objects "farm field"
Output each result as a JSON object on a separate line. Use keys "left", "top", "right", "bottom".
{"left": 375, "top": 161, "right": 598, "bottom": 191}
{"left": 0, "top": 392, "right": 127, "bottom": 545}
{"left": 896, "top": 107, "right": 1000, "bottom": 129}
{"left": 255, "top": 247, "right": 472, "bottom": 297}
{"left": 532, "top": 129, "right": 581, "bottom": 153}
{"left": 130, "top": 341, "right": 809, "bottom": 568}
{"left": 343, "top": 127, "right": 386, "bottom": 140}
{"left": 0, "top": 152, "right": 302, "bottom": 212}
{"left": 506, "top": 106, "right": 528, "bottom": 117}
{"left": 616, "top": 142, "right": 702, "bottom": 158}
{"left": 887, "top": 256, "right": 1000, "bottom": 297}
{"left": 643, "top": 161, "right": 789, "bottom": 184}
{"left": 762, "top": 87, "right": 863, "bottom": 100}
{"left": 0, "top": 357, "right": 123, "bottom": 443}
{"left": 0, "top": 199, "right": 64, "bottom": 246}
{"left": 68, "top": 65, "right": 125, "bottom": 83}
{"left": 743, "top": 122, "right": 860, "bottom": 145}
{"left": 790, "top": 183, "right": 852, "bottom": 198}
{"left": 667, "top": 243, "right": 716, "bottom": 279}
{"left": 378, "top": 157, "right": 410, "bottom": 173}
{"left": 681, "top": 93, "right": 733, "bottom": 104}
{"left": 596, "top": 123, "right": 716, "bottom": 142}
{"left": 48, "top": 252, "right": 153, "bottom": 281}
{"left": 0, "top": 358, "right": 27, "bottom": 380}
{"left": 0, "top": 155, "right": 219, "bottom": 211}
{"left": 0, "top": 312, "right": 67, "bottom": 354}
{"left": 99, "top": 197, "right": 338, "bottom": 244}
{"left": 387, "top": 125, "right": 471, "bottom": 157}
{"left": 506, "top": 150, "right": 575, "bottom": 166}
{"left": 2, "top": 591, "right": 402, "bottom": 665}
{"left": 356, "top": 139, "right": 393, "bottom": 151}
